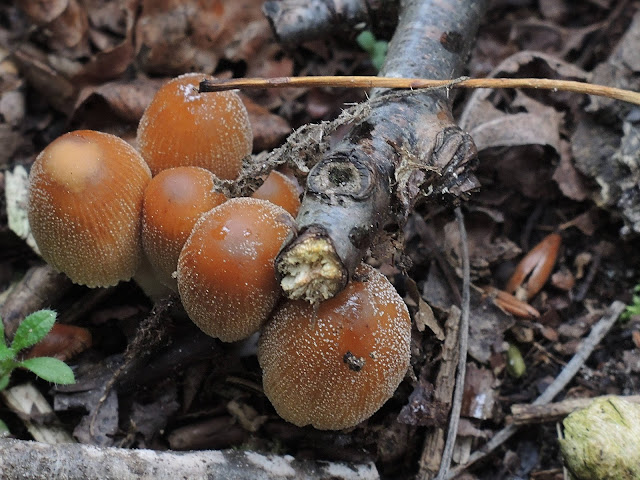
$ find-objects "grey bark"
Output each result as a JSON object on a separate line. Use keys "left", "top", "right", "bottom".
{"left": 276, "top": 0, "right": 488, "bottom": 302}
{"left": 263, "top": 0, "right": 398, "bottom": 43}
{"left": 0, "top": 438, "right": 379, "bottom": 480}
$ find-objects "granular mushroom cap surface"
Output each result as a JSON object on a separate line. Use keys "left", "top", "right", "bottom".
{"left": 142, "top": 166, "right": 227, "bottom": 290}
{"left": 258, "top": 263, "right": 411, "bottom": 430}
{"left": 251, "top": 170, "right": 301, "bottom": 217}
{"left": 28, "top": 130, "right": 151, "bottom": 287}
{"left": 177, "top": 197, "right": 294, "bottom": 342}
{"left": 137, "top": 72, "right": 252, "bottom": 179}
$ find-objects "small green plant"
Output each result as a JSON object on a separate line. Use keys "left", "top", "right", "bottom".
{"left": 622, "top": 284, "right": 640, "bottom": 321}
{"left": 0, "top": 309, "right": 75, "bottom": 391}
{"left": 356, "top": 30, "right": 388, "bottom": 71}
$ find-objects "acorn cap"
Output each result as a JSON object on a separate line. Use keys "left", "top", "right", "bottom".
{"left": 258, "top": 263, "right": 411, "bottom": 430}
{"left": 137, "top": 73, "right": 252, "bottom": 179}
{"left": 28, "top": 130, "right": 151, "bottom": 287}
{"left": 142, "top": 166, "right": 227, "bottom": 290}
{"left": 177, "top": 197, "right": 294, "bottom": 342}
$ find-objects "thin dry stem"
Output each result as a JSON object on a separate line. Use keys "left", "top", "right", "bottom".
{"left": 200, "top": 76, "right": 640, "bottom": 106}
{"left": 434, "top": 207, "right": 470, "bottom": 480}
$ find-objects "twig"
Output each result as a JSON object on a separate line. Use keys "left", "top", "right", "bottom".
{"left": 445, "top": 300, "right": 626, "bottom": 479}
{"left": 417, "top": 306, "right": 460, "bottom": 478}
{"left": 0, "top": 438, "right": 379, "bottom": 480}
{"left": 435, "top": 208, "right": 470, "bottom": 480}
{"left": 0, "top": 264, "right": 73, "bottom": 340}
{"left": 200, "top": 76, "right": 640, "bottom": 107}
{"left": 510, "top": 394, "right": 640, "bottom": 425}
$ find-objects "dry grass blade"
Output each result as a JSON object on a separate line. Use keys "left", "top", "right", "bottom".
{"left": 200, "top": 76, "right": 640, "bottom": 106}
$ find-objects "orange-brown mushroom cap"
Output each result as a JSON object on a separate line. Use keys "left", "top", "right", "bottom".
{"left": 177, "top": 197, "right": 294, "bottom": 342}
{"left": 258, "top": 263, "right": 411, "bottom": 430}
{"left": 28, "top": 130, "right": 151, "bottom": 287}
{"left": 142, "top": 166, "right": 227, "bottom": 290}
{"left": 251, "top": 170, "right": 301, "bottom": 217}
{"left": 137, "top": 73, "right": 252, "bottom": 179}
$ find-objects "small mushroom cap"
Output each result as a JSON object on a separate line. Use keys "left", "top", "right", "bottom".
{"left": 142, "top": 166, "right": 226, "bottom": 290}
{"left": 28, "top": 130, "right": 151, "bottom": 287}
{"left": 258, "top": 263, "right": 411, "bottom": 430}
{"left": 177, "top": 197, "right": 294, "bottom": 342}
{"left": 251, "top": 170, "right": 301, "bottom": 217}
{"left": 137, "top": 73, "right": 252, "bottom": 178}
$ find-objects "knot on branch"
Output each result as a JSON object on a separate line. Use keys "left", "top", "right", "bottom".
{"left": 306, "top": 151, "right": 376, "bottom": 200}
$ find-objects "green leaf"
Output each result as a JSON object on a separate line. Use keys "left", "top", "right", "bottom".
{"left": 0, "top": 418, "right": 9, "bottom": 437}
{"left": 0, "top": 373, "right": 10, "bottom": 391}
{"left": 11, "top": 310, "right": 56, "bottom": 352}
{"left": 0, "top": 343, "right": 15, "bottom": 363}
{"left": 0, "top": 314, "right": 5, "bottom": 347}
{"left": 371, "top": 40, "right": 388, "bottom": 70}
{"left": 19, "top": 357, "right": 75, "bottom": 385}
{"left": 356, "top": 31, "right": 376, "bottom": 52}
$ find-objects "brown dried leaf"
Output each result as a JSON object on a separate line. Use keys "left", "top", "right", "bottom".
{"left": 130, "top": 383, "right": 180, "bottom": 444}
{"left": 461, "top": 50, "right": 587, "bottom": 132}
{"left": 443, "top": 210, "right": 521, "bottom": 279}
{"left": 168, "top": 416, "right": 248, "bottom": 450}
{"left": 71, "top": 78, "right": 165, "bottom": 130}
{"left": 552, "top": 140, "right": 590, "bottom": 202}
{"left": 12, "top": 45, "right": 78, "bottom": 114}
{"left": 457, "top": 418, "right": 491, "bottom": 439}
{"left": 18, "top": 0, "right": 69, "bottom": 24}
{"left": 0, "top": 125, "right": 23, "bottom": 168}
{"left": 70, "top": 0, "right": 137, "bottom": 82}
{"left": 551, "top": 267, "right": 575, "bottom": 291}
{"left": 240, "top": 94, "right": 291, "bottom": 152}
{"left": 47, "top": 0, "right": 89, "bottom": 52}
{"left": 510, "top": 20, "right": 600, "bottom": 58}
{"left": 405, "top": 276, "right": 445, "bottom": 340}
{"left": 397, "top": 377, "right": 447, "bottom": 426}
{"left": 422, "top": 271, "right": 514, "bottom": 363}
{"left": 26, "top": 323, "right": 92, "bottom": 361}
{"left": 469, "top": 110, "right": 561, "bottom": 153}
{"left": 560, "top": 210, "right": 603, "bottom": 236}
{"left": 135, "top": 0, "right": 273, "bottom": 76}
{"left": 461, "top": 363, "right": 496, "bottom": 420}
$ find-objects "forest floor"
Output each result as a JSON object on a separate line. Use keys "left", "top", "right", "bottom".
{"left": 1, "top": 0, "right": 640, "bottom": 479}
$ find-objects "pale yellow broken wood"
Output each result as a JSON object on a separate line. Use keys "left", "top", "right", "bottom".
{"left": 1, "top": 382, "right": 75, "bottom": 444}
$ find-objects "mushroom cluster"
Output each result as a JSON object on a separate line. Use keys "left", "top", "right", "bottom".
{"left": 27, "top": 73, "right": 411, "bottom": 430}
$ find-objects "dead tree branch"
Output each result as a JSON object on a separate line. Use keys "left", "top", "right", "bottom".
{"left": 0, "top": 438, "right": 379, "bottom": 480}
{"left": 269, "top": 0, "right": 488, "bottom": 303}
{"left": 263, "top": 0, "right": 398, "bottom": 43}
{"left": 510, "top": 395, "right": 640, "bottom": 425}
{"left": 0, "top": 264, "right": 72, "bottom": 340}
